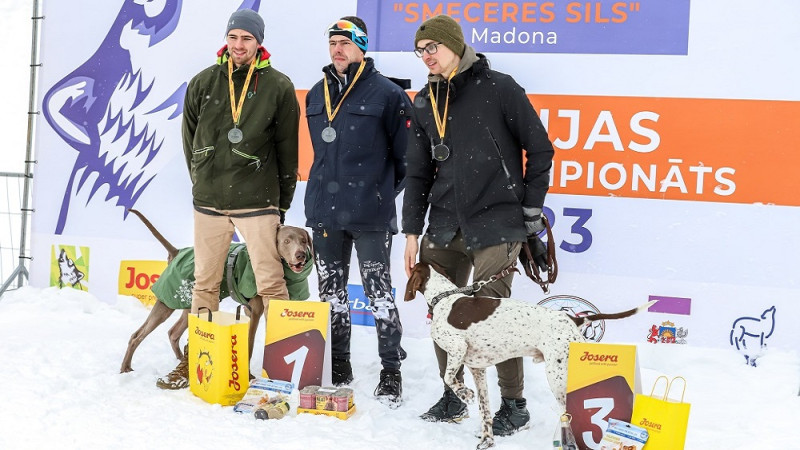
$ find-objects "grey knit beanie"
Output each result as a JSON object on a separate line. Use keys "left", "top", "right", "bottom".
{"left": 414, "top": 15, "right": 465, "bottom": 57}
{"left": 226, "top": 9, "right": 265, "bottom": 44}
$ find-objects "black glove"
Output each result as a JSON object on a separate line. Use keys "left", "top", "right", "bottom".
{"left": 528, "top": 233, "right": 548, "bottom": 272}
{"left": 521, "top": 206, "right": 548, "bottom": 272}
{"left": 279, "top": 209, "right": 286, "bottom": 225}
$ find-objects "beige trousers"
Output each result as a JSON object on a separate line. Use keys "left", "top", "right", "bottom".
{"left": 191, "top": 207, "right": 288, "bottom": 314}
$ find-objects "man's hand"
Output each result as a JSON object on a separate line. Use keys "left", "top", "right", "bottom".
{"left": 404, "top": 235, "right": 419, "bottom": 277}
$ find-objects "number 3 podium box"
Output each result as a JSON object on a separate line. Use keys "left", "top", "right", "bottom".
{"left": 262, "top": 300, "right": 331, "bottom": 390}
{"left": 565, "top": 342, "right": 641, "bottom": 450}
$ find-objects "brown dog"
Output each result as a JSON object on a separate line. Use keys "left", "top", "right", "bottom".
{"left": 119, "top": 209, "right": 312, "bottom": 374}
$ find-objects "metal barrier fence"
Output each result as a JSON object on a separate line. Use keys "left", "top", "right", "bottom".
{"left": 1, "top": 2, "right": 40, "bottom": 299}
{"left": 0, "top": 172, "right": 30, "bottom": 295}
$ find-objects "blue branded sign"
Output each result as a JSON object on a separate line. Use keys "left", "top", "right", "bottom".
{"left": 347, "top": 285, "right": 397, "bottom": 327}
{"left": 358, "top": 0, "right": 690, "bottom": 55}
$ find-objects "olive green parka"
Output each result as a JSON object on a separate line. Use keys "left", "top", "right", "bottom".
{"left": 182, "top": 46, "right": 299, "bottom": 211}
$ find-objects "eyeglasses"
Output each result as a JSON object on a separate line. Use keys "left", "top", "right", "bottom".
{"left": 414, "top": 42, "right": 442, "bottom": 57}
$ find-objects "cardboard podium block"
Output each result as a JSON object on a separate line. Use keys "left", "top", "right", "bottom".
{"left": 566, "top": 342, "right": 642, "bottom": 450}
{"left": 263, "top": 300, "right": 330, "bottom": 389}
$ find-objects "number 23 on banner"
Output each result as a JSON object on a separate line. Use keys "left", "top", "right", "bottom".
{"left": 542, "top": 206, "right": 593, "bottom": 253}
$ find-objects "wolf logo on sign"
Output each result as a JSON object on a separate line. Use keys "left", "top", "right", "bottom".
{"left": 57, "top": 248, "right": 85, "bottom": 289}
{"left": 42, "top": 0, "right": 261, "bottom": 234}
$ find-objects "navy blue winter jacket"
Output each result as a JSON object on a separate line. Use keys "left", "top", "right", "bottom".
{"left": 304, "top": 58, "right": 412, "bottom": 233}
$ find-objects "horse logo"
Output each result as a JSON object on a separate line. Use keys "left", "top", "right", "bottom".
{"left": 730, "top": 306, "right": 776, "bottom": 366}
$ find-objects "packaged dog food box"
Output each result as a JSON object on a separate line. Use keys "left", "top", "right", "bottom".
{"left": 598, "top": 418, "right": 649, "bottom": 450}
{"left": 297, "top": 385, "right": 356, "bottom": 420}
{"left": 233, "top": 378, "right": 294, "bottom": 415}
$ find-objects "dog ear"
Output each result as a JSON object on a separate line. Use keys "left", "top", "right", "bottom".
{"left": 404, "top": 268, "right": 422, "bottom": 301}
{"left": 304, "top": 228, "right": 314, "bottom": 261}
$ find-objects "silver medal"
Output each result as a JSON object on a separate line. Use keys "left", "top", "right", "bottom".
{"left": 321, "top": 126, "right": 337, "bottom": 143}
{"left": 228, "top": 127, "right": 243, "bottom": 144}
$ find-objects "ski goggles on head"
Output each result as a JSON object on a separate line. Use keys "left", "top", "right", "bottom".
{"left": 326, "top": 19, "right": 368, "bottom": 52}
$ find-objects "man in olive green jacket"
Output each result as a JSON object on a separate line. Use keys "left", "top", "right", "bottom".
{"left": 182, "top": 8, "right": 300, "bottom": 315}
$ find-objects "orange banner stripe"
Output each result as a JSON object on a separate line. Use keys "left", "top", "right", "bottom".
{"left": 295, "top": 90, "right": 800, "bottom": 206}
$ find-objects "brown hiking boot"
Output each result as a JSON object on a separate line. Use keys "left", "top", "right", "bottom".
{"left": 156, "top": 344, "right": 189, "bottom": 390}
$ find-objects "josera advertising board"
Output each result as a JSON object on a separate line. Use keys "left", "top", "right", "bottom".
{"left": 30, "top": 1, "right": 799, "bottom": 358}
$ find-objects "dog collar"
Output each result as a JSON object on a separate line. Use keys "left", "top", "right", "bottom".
{"left": 429, "top": 284, "right": 478, "bottom": 310}
{"left": 429, "top": 264, "right": 519, "bottom": 309}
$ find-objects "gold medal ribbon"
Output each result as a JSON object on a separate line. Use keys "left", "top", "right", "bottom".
{"left": 428, "top": 67, "right": 459, "bottom": 143}
{"left": 228, "top": 54, "right": 257, "bottom": 126}
{"left": 323, "top": 60, "right": 366, "bottom": 125}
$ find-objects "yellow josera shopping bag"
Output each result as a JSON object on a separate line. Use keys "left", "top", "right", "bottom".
{"left": 188, "top": 305, "right": 250, "bottom": 406}
{"left": 631, "top": 376, "right": 691, "bottom": 450}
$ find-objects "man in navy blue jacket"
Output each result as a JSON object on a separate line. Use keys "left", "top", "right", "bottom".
{"left": 304, "top": 16, "right": 412, "bottom": 408}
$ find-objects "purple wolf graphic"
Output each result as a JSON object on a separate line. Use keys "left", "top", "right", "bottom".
{"left": 42, "top": 0, "right": 261, "bottom": 235}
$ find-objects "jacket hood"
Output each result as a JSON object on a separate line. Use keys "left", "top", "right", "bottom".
{"left": 426, "top": 45, "right": 480, "bottom": 83}
{"left": 216, "top": 45, "right": 272, "bottom": 69}
{"left": 419, "top": 49, "right": 488, "bottom": 101}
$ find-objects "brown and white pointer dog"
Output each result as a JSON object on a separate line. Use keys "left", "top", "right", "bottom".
{"left": 119, "top": 209, "right": 312, "bottom": 375}
{"left": 405, "top": 262, "right": 655, "bottom": 450}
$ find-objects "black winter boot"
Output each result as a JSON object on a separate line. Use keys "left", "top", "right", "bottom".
{"left": 420, "top": 388, "right": 469, "bottom": 423}
{"left": 492, "top": 397, "right": 530, "bottom": 436}
{"left": 332, "top": 358, "right": 354, "bottom": 386}
{"left": 374, "top": 369, "right": 403, "bottom": 408}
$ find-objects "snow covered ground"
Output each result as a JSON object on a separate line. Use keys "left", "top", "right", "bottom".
{"left": 0, "top": 2, "right": 797, "bottom": 449}
{"left": 0, "top": 286, "right": 797, "bottom": 449}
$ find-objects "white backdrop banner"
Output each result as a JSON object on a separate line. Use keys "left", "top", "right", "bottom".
{"left": 31, "top": 1, "right": 800, "bottom": 360}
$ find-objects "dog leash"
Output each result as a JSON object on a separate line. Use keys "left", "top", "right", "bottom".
{"left": 428, "top": 264, "right": 519, "bottom": 310}
{"left": 519, "top": 215, "right": 558, "bottom": 294}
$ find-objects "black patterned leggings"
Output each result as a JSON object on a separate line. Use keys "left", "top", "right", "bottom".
{"left": 313, "top": 229, "right": 403, "bottom": 370}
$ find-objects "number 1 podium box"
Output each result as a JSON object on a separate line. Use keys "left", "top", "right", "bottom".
{"left": 565, "top": 342, "right": 642, "bottom": 450}
{"left": 262, "top": 300, "right": 332, "bottom": 390}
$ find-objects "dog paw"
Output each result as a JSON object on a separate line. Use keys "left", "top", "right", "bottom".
{"left": 476, "top": 436, "right": 495, "bottom": 449}
{"left": 455, "top": 386, "right": 475, "bottom": 404}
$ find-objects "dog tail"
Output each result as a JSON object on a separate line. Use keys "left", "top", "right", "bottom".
{"left": 570, "top": 300, "right": 657, "bottom": 326}
{"left": 128, "top": 208, "right": 180, "bottom": 261}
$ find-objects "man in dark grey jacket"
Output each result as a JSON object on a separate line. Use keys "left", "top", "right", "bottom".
{"left": 403, "top": 15, "right": 554, "bottom": 435}
{"left": 304, "top": 16, "right": 411, "bottom": 408}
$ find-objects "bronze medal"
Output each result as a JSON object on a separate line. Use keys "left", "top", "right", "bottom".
{"left": 432, "top": 143, "right": 450, "bottom": 161}
{"left": 428, "top": 67, "right": 458, "bottom": 162}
